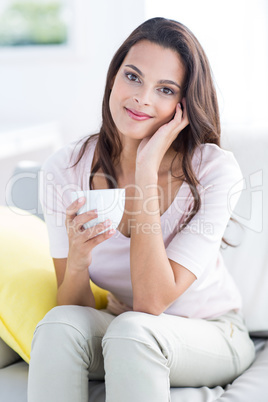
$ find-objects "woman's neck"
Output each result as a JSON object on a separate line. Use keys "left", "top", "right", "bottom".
{"left": 116, "top": 135, "right": 180, "bottom": 181}
{"left": 115, "top": 136, "right": 140, "bottom": 181}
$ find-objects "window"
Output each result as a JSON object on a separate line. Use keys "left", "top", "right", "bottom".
{"left": 0, "top": 0, "right": 71, "bottom": 47}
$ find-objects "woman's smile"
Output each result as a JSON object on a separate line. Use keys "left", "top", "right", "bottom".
{"left": 125, "top": 107, "right": 153, "bottom": 121}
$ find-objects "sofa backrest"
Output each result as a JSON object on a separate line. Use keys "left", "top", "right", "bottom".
{"left": 221, "top": 128, "right": 268, "bottom": 334}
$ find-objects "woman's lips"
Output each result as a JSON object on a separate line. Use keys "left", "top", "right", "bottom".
{"left": 125, "top": 108, "right": 152, "bottom": 121}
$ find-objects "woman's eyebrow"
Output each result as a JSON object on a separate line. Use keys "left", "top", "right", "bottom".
{"left": 125, "top": 64, "right": 144, "bottom": 76}
{"left": 158, "top": 79, "right": 181, "bottom": 89}
{"left": 125, "top": 64, "right": 181, "bottom": 89}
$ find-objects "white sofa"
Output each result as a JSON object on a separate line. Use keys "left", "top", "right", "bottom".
{"left": 1, "top": 128, "right": 268, "bottom": 401}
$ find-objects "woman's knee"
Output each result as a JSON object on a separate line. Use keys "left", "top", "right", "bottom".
{"left": 103, "top": 311, "right": 159, "bottom": 346}
{"left": 37, "top": 305, "right": 79, "bottom": 327}
{"left": 36, "top": 305, "right": 113, "bottom": 338}
{"left": 31, "top": 306, "right": 87, "bottom": 356}
{"left": 102, "top": 312, "right": 169, "bottom": 371}
{"left": 31, "top": 306, "right": 113, "bottom": 357}
{"left": 30, "top": 306, "right": 114, "bottom": 370}
{"left": 33, "top": 305, "right": 87, "bottom": 343}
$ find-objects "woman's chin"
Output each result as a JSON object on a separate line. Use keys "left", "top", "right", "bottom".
{"left": 117, "top": 124, "right": 161, "bottom": 141}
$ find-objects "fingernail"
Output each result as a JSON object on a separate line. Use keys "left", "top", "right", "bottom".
{"left": 78, "top": 197, "right": 85, "bottom": 203}
{"left": 108, "top": 229, "right": 116, "bottom": 235}
{"left": 103, "top": 219, "right": 112, "bottom": 227}
{"left": 87, "top": 209, "right": 98, "bottom": 215}
{"left": 178, "top": 103, "right": 182, "bottom": 109}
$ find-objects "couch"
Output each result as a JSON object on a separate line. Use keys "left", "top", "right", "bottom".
{"left": 0, "top": 129, "right": 268, "bottom": 402}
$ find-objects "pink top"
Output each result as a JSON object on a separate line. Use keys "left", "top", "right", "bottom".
{"left": 40, "top": 136, "right": 243, "bottom": 319}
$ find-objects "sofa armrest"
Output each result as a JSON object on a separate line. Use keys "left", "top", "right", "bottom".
{"left": 5, "top": 160, "right": 43, "bottom": 220}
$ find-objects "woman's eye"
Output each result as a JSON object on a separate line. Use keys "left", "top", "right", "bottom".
{"left": 160, "top": 87, "right": 174, "bottom": 95}
{"left": 125, "top": 73, "right": 140, "bottom": 82}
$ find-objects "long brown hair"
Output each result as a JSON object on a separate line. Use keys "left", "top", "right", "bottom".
{"left": 74, "top": 17, "right": 222, "bottom": 233}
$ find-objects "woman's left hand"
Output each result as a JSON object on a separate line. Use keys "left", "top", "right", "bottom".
{"left": 136, "top": 97, "right": 189, "bottom": 173}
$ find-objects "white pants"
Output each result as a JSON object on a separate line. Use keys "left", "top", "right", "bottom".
{"left": 27, "top": 306, "right": 255, "bottom": 402}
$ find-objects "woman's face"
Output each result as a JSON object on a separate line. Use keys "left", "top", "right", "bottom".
{"left": 109, "top": 40, "right": 186, "bottom": 141}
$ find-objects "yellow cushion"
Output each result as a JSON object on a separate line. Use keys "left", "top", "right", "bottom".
{"left": 0, "top": 206, "right": 108, "bottom": 364}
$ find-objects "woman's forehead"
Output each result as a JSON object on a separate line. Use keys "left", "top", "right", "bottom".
{"left": 122, "top": 40, "right": 185, "bottom": 82}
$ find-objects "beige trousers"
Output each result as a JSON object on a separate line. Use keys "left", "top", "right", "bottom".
{"left": 27, "top": 306, "right": 255, "bottom": 402}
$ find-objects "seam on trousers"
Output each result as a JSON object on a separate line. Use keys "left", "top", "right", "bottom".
{"left": 34, "top": 320, "right": 89, "bottom": 340}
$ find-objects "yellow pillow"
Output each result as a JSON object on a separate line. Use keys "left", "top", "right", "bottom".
{"left": 0, "top": 206, "right": 108, "bottom": 364}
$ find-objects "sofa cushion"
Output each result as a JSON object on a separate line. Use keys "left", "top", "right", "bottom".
{"left": 0, "top": 360, "right": 28, "bottom": 402}
{"left": 0, "top": 206, "right": 108, "bottom": 363}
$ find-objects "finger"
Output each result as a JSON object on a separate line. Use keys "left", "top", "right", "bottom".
{"left": 72, "top": 209, "right": 98, "bottom": 232}
{"left": 82, "top": 219, "right": 113, "bottom": 241}
{"left": 170, "top": 103, "right": 183, "bottom": 126}
{"left": 174, "top": 98, "right": 189, "bottom": 130}
{"left": 66, "top": 197, "right": 86, "bottom": 224}
{"left": 87, "top": 227, "right": 116, "bottom": 248}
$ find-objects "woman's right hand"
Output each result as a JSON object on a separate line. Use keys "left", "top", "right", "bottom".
{"left": 65, "top": 197, "right": 115, "bottom": 272}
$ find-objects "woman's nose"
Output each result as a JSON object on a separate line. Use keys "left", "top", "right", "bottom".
{"left": 133, "top": 87, "right": 151, "bottom": 106}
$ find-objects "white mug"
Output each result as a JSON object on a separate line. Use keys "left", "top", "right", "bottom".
{"left": 71, "top": 189, "right": 125, "bottom": 233}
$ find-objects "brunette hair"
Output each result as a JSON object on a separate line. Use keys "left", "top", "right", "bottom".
{"left": 74, "top": 17, "right": 223, "bottom": 233}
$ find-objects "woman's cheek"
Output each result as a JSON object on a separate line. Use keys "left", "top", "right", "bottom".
{"left": 144, "top": 105, "right": 175, "bottom": 136}
{"left": 156, "top": 107, "right": 176, "bottom": 126}
{"left": 147, "top": 116, "right": 172, "bottom": 136}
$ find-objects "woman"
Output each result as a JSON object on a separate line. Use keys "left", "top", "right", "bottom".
{"left": 28, "top": 17, "right": 255, "bottom": 402}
